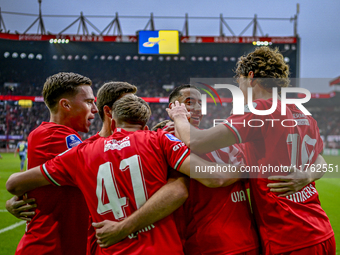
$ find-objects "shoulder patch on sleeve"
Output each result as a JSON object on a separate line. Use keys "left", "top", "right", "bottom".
{"left": 165, "top": 133, "right": 182, "bottom": 142}
{"left": 65, "top": 134, "right": 82, "bottom": 149}
{"left": 244, "top": 102, "right": 257, "bottom": 113}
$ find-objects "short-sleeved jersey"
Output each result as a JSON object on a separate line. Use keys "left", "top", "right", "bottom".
{"left": 224, "top": 99, "right": 334, "bottom": 254}
{"left": 16, "top": 122, "right": 89, "bottom": 255}
{"left": 41, "top": 128, "right": 189, "bottom": 255}
{"left": 183, "top": 145, "right": 259, "bottom": 255}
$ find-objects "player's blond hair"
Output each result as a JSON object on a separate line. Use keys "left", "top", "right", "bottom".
{"left": 234, "top": 46, "right": 290, "bottom": 91}
{"left": 112, "top": 95, "right": 151, "bottom": 127}
{"left": 42, "top": 72, "right": 92, "bottom": 113}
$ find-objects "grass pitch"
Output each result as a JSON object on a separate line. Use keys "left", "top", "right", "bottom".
{"left": 0, "top": 153, "right": 339, "bottom": 254}
{"left": 0, "top": 153, "right": 26, "bottom": 254}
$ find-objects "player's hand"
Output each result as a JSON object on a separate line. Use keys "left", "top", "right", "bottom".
{"left": 267, "top": 167, "right": 312, "bottom": 197}
{"left": 92, "top": 220, "right": 128, "bottom": 248}
{"left": 166, "top": 101, "right": 191, "bottom": 120}
{"left": 6, "top": 195, "right": 37, "bottom": 221}
{"left": 162, "top": 121, "right": 175, "bottom": 135}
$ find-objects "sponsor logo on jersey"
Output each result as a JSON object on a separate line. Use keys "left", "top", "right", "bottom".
{"left": 65, "top": 135, "right": 82, "bottom": 149}
{"left": 165, "top": 133, "right": 182, "bottom": 142}
{"left": 231, "top": 189, "right": 247, "bottom": 203}
{"left": 104, "top": 137, "right": 131, "bottom": 152}
{"left": 173, "top": 142, "right": 185, "bottom": 151}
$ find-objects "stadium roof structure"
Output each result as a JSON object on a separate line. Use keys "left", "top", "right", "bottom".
{"left": 0, "top": 1, "right": 300, "bottom": 37}
{"left": 330, "top": 76, "right": 340, "bottom": 86}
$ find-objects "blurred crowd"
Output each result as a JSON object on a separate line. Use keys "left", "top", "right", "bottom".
{"left": 0, "top": 102, "right": 48, "bottom": 137}
{"left": 1, "top": 76, "right": 340, "bottom": 148}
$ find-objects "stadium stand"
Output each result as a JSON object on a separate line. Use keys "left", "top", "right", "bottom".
{"left": 0, "top": 10, "right": 338, "bottom": 151}
{"left": 1, "top": 79, "right": 340, "bottom": 148}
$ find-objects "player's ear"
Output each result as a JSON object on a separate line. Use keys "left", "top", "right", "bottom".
{"left": 103, "top": 105, "right": 112, "bottom": 119}
{"left": 143, "top": 125, "right": 149, "bottom": 130}
{"left": 59, "top": 98, "right": 71, "bottom": 111}
{"left": 248, "top": 71, "right": 254, "bottom": 79}
{"left": 248, "top": 71, "right": 257, "bottom": 87}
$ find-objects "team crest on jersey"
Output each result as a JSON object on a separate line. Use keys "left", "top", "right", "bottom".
{"left": 165, "top": 133, "right": 182, "bottom": 142}
{"left": 244, "top": 102, "right": 257, "bottom": 113}
{"left": 65, "top": 134, "right": 82, "bottom": 149}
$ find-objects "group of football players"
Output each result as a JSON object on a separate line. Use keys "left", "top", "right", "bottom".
{"left": 6, "top": 46, "right": 335, "bottom": 255}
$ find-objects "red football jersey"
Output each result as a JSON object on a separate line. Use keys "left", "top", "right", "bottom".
{"left": 41, "top": 128, "right": 189, "bottom": 255}
{"left": 183, "top": 145, "right": 259, "bottom": 254}
{"left": 224, "top": 99, "right": 334, "bottom": 254}
{"left": 16, "top": 122, "right": 89, "bottom": 255}
{"left": 84, "top": 132, "right": 102, "bottom": 255}
{"left": 85, "top": 132, "right": 101, "bottom": 143}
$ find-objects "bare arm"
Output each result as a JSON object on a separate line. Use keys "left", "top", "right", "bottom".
{"left": 166, "top": 101, "right": 236, "bottom": 154}
{"left": 6, "top": 166, "right": 50, "bottom": 196}
{"left": 178, "top": 154, "right": 242, "bottom": 188}
{"left": 267, "top": 154, "right": 327, "bottom": 196}
{"left": 93, "top": 171, "right": 189, "bottom": 248}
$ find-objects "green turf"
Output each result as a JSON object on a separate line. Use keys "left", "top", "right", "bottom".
{"left": 0, "top": 153, "right": 339, "bottom": 254}
{"left": 0, "top": 153, "right": 26, "bottom": 254}
{"left": 317, "top": 155, "right": 340, "bottom": 254}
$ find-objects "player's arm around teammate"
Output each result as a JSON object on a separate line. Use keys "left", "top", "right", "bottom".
{"left": 5, "top": 196, "right": 36, "bottom": 221}
{"left": 92, "top": 171, "right": 189, "bottom": 247}
{"left": 92, "top": 86, "right": 243, "bottom": 247}
{"left": 167, "top": 101, "right": 328, "bottom": 181}
{"left": 90, "top": 84, "right": 191, "bottom": 248}
{"left": 6, "top": 97, "right": 241, "bottom": 251}
{"left": 167, "top": 47, "right": 335, "bottom": 254}
{"left": 6, "top": 132, "right": 240, "bottom": 203}
{"left": 5, "top": 146, "right": 241, "bottom": 205}
{"left": 267, "top": 154, "right": 328, "bottom": 196}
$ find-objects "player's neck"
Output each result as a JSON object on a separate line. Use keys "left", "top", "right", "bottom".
{"left": 253, "top": 86, "right": 280, "bottom": 101}
{"left": 49, "top": 113, "right": 76, "bottom": 131}
{"left": 98, "top": 120, "right": 112, "bottom": 138}
{"left": 116, "top": 123, "right": 144, "bottom": 132}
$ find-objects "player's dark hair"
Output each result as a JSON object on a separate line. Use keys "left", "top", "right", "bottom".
{"left": 234, "top": 46, "right": 290, "bottom": 91}
{"left": 112, "top": 95, "right": 151, "bottom": 127}
{"left": 169, "top": 84, "right": 199, "bottom": 103}
{"left": 42, "top": 72, "right": 92, "bottom": 113}
{"left": 96, "top": 81, "right": 137, "bottom": 121}
{"left": 151, "top": 120, "right": 171, "bottom": 131}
